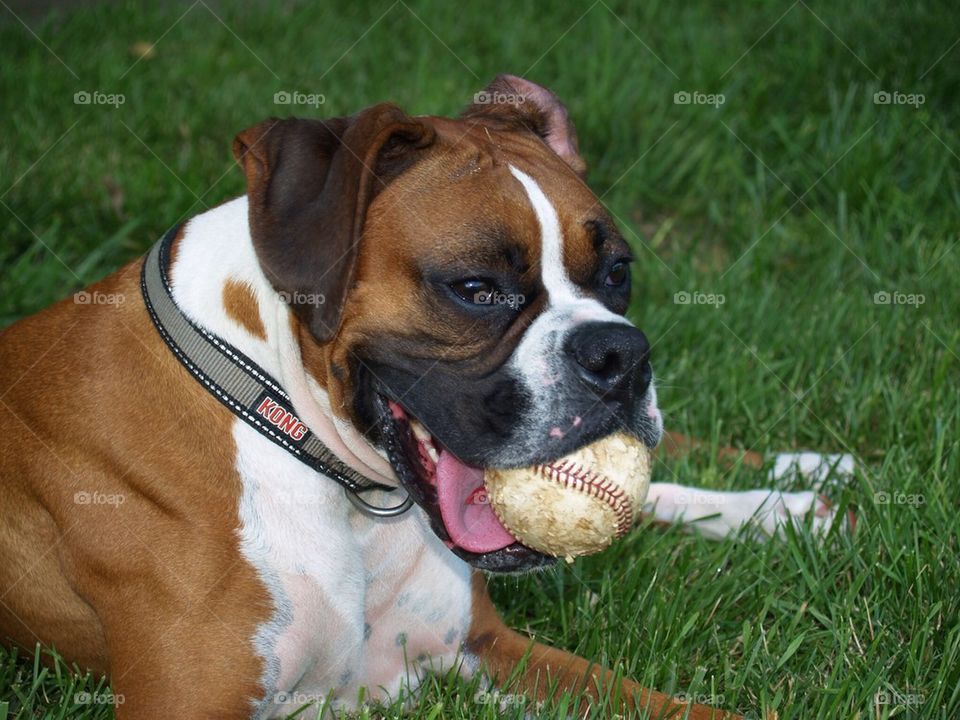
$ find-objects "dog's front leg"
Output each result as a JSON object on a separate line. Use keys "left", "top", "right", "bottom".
{"left": 643, "top": 482, "right": 839, "bottom": 540}
{"left": 464, "top": 573, "right": 740, "bottom": 719}
{"left": 652, "top": 432, "right": 852, "bottom": 540}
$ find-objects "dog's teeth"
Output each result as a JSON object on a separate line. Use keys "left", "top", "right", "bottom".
{"left": 424, "top": 444, "right": 439, "bottom": 464}
{"left": 410, "top": 419, "right": 431, "bottom": 442}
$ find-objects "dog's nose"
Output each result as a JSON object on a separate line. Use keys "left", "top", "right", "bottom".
{"left": 565, "top": 322, "right": 651, "bottom": 397}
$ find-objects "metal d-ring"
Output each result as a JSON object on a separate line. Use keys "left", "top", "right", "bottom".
{"left": 345, "top": 487, "right": 414, "bottom": 518}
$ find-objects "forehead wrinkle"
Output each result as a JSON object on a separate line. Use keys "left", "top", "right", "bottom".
{"left": 584, "top": 215, "right": 630, "bottom": 253}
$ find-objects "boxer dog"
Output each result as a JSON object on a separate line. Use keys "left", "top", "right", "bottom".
{"left": 0, "top": 75, "right": 843, "bottom": 719}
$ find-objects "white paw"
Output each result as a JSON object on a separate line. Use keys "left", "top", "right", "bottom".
{"left": 769, "top": 452, "right": 855, "bottom": 490}
{"left": 752, "top": 489, "right": 847, "bottom": 538}
{"left": 644, "top": 483, "right": 855, "bottom": 542}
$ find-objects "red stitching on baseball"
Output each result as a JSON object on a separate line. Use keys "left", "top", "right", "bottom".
{"left": 533, "top": 460, "right": 633, "bottom": 536}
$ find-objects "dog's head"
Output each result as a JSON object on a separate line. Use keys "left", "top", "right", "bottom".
{"left": 233, "top": 75, "right": 662, "bottom": 572}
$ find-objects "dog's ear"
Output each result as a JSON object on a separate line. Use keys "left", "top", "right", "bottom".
{"left": 461, "top": 74, "right": 586, "bottom": 177}
{"left": 233, "top": 104, "right": 435, "bottom": 342}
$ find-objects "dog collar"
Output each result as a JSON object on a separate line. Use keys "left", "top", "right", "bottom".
{"left": 140, "top": 226, "right": 412, "bottom": 517}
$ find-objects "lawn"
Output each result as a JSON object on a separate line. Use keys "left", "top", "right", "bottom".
{"left": 1, "top": 0, "right": 958, "bottom": 718}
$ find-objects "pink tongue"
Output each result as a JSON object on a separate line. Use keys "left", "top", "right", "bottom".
{"left": 436, "top": 449, "right": 516, "bottom": 553}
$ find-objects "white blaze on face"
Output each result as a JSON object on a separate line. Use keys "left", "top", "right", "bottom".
{"left": 503, "top": 166, "right": 643, "bottom": 456}
{"left": 508, "top": 166, "right": 631, "bottom": 323}
{"left": 508, "top": 166, "right": 579, "bottom": 306}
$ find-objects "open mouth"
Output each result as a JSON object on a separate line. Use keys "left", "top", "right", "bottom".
{"left": 373, "top": 394, "right": 556, "bottom": 573}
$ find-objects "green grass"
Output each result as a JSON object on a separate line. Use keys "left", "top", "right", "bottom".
{"left": 2, "top": 0, "right": 959, "bottom": 717}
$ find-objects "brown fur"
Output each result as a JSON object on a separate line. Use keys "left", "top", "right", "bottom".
{"left": 467, "top": 573, "right": 741, "bottom": 719}
{"left": 223, "top": 278, "right": 267, "bottom": 340}
{"left": 313, "top": 117, "right": 630, "bottom": 421}
{"left": 0, "top": 262, "right": 271, "bottom": 718}
{"left": 459, "top": 73, "right": 587, "bottom": 177}
{"left": 165, "top": 223, "right": 186, "bottom": 272}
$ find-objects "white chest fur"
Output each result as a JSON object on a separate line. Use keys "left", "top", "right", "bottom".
{"left": 235, "top": 422, "right": 472, "bottom": 718}
{"left": 168, "top": 198, "right": 474, "bottom": 718}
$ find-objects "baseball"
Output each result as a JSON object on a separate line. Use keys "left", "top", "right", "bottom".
{"left": 484, "top": 433, "right": 652, "bottom": 560}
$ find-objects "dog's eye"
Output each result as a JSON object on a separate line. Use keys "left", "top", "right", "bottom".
{"left": 449, "top": 278, "right": 497, "bottom": 305}
{"left": 605, "top": 261, "right": 629, "bottom": 287}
